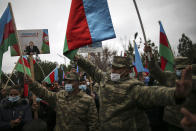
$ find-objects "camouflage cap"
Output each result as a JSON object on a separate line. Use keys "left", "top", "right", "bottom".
{"left": 65, "top": 72, "right": 79, "bottom": 81}
{"left": 175, "top": 57, "right": 191, "bottom": 69}
{"left": 112, "top": 56, "right": 133, "bottom": 68}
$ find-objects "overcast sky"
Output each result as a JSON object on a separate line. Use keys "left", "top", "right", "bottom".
{"left": 1, "top": 0, "right": 196, "bottom": 73}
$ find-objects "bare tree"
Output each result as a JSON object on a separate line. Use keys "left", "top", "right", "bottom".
{"left": 88, "top": 47, "right": 117, "bottom": 72}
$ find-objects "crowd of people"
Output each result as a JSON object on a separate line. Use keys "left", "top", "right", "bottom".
{"left": 0, "top": 46, "right": 195, "bottom": 131}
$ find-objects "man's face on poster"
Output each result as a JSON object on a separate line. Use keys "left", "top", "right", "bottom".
{"left": 29, "top": 41, "right": 34, "bottom": 46}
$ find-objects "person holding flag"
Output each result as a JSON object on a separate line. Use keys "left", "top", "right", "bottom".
{"left": 26, "top": 71, "right": 99, "bottom": 131}
{"left": 74, "top": 53, "right": 192, "bottom": 131}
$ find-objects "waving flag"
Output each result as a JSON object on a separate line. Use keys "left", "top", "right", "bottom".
{"left": 63, "top": 0, "right": 116, "bottom": 59}
{"left": 0, "top": 4, "right": 18, "bottom": 77}
{"left": 159, "top": 21, "right": 174, "bottom": 72}
{"left": 16, "top": 56, "right": 32, "bottom": 77}
{"left": 43, "top": 67, "right": 58, "bottom": 84}
{"left": 134, "top": 42, "right": 149, "bottom": 74}
{"left": 134, "top": 42, "right": 144, "bottom": 72}
{"left": 41, "top": 29, "right": 50, "bottom": 54}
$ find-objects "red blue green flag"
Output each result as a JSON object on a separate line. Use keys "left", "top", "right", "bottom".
{"left": 159, "top": 21, "right": 174, "bottom": 72}
{"left": 63, "top": 0, "right": 116, "bottom": 59}
{"left": 0, "top": 4, "right": 18, "bottom": 77}
{"left": 15, "top": 56, "right": 32, "bottom": 77}
{"left": 41, "top": 29, "right": 50, "bottom": 54}
{"left": 43, "top": 67, "right": 58, "bottom": 84}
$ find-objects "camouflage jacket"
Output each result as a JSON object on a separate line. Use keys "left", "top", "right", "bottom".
{"left": 29, "top": 82, "right": 99, "bottom": 131}
{"left": 148, "top": 58, "right": 176, "bottom": 87}
{"left": 77, "top": 56, "right": 177, "bottom": 131}
{"left": 148, "top": 58, "right": 183, "bottom": 128}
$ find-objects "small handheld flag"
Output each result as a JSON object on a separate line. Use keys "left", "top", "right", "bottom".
{"left": 43, "top": 67, "right": 58, "bottom": 84}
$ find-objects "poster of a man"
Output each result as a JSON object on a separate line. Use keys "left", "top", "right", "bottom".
{"left": 10, "top": 29, "right": 50, "bottom": 56}
{"left": 24, "top": 41, "right": 40, "bottom": 55}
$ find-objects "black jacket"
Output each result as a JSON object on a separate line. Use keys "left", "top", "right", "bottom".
{"left": 25, "top": 45, "right": 40, "bottom": 55}
{"left": 0, "top": 98, "right": 32, "bottom": 131}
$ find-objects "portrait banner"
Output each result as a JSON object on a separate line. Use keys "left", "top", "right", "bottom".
{"left": 10, "top": 29, "right": 50, "bottom": 56}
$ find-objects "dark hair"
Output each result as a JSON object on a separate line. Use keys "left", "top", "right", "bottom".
{"left": 22, "top": 119, "right": 47, "bottom": 131}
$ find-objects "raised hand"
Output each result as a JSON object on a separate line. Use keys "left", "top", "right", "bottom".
{"left": 181, "top": 107, "right": 196, "bottom": 130}
{"left": 175, "top": 65, "right": 192, "bottom": 98}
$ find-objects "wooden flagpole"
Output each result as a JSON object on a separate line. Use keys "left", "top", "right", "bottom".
{"left": 3, "top": 56, "right": 20, "bottom": 89}
{"left": 29, "top": 55, "right": 35, "bottom": 81}
{"left": 133, "top": 0, "right": 151, "bottom": 61}
{"left": 8, "top": 3, "right": 27, "bottom": 75}
{"left": 32, "top": 94, "right": 39, "bottom": 120}
{"left": 5, "top": 74, "right": 15, "bottom": 86}
{"left": 133, "top": 0, "right": 147, "bottom": 44}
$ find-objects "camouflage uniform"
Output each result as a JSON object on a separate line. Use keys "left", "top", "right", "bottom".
{"left": 77, "top": 56, "right": 178, "bottom": 131}
{"left": 149, "top": 57, "right": 191, "bottom": 131}
{"left": 29, "top": 72, "right": 99, "bottom": 131}
{"left": 183, "top": 48, "right": 196, "bottom": 115}
{"left": 148, "top": 57, "right": 176, "bottom": 87}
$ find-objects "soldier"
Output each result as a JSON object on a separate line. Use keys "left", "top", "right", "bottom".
{"left": 163, "top": 57, "right": 192, "bottom": 131}
{"left": 180, "top": 45, "right": 196, "bottom": 131}
{"left": 27, "top": 72, "right": 99, "bottom": 131}
{"left": 145, "top": 39, "right": 193, "bottom": 130}
{"left": 148, "top": 56, "right": 191, "bottom": 131}
{"left": 180, "top": 67, "right": 195, "bottom": 131}
{"left": 74, "top": 55, "right": 192, "bottom": 131}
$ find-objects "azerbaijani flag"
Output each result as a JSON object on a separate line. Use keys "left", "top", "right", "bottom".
{"left": 133, "top": 42, "right": 149, "bottom": 76}
{"left": 10, "top": 41, "right": 20, "bottom": 56}
{"left": 159, "top": 21, "right": 174, "bottom": 72}
{"left": 134, "top": 41, "right": 144, "bottom": 73}
{"left": 63, "top": 0, "right": 116, "bottom": 59}
{"left": 0, "top": 4, "right": 18, "bottom": 77}
{"left": 43, "top": 67, "right": 58, "bottom": 84}
{"left": 15, "top": 56, "right": 32, "bottom": 77}
{"left": 41, "top": 29, "right": 50, "bottom": 54}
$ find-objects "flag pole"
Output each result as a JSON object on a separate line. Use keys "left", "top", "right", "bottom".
{"left": 133, "top": 0, "right": 151, "bottom": 61}
{"left": 29, "top": 55, "right": 35, "bottom": 81}
{"left": 32, "top": 93, "right": 39, "bottom": 120}
{"left": 3, "top": 56, "right": 20, "bottom": 89}
{"left": 8, "top": 3, "right": 27, "bottom": 75}
{"left": 5, "top": 74, "right": 16, "bottom": 86}
{"left": 133, "top": 0, "right": 147, "bottom": 44}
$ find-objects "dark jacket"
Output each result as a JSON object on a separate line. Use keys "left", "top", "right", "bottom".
{"left": 0, "top": 98, "right": 32, "bottom": 131}
{"left": 25, "top": 45, "right": 40, "bottom": 55}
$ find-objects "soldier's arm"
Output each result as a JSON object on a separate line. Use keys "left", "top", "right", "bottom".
{"left": 87, "top": 98, "right": 99, "bottom": 131}
{"left": 76, "top": 55, "right": 105, "bottom": 83}
{"left": 148, "top": 58, "right": 168, "bottom": 84}
{"left": 149, "top": 57, "right": 176, "bottom": 87}
{"left": 131, "top": 85, "right": 176, "bottom": 108}
{"left": 29, "top": 81, "right": 57, "bottom": 105}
